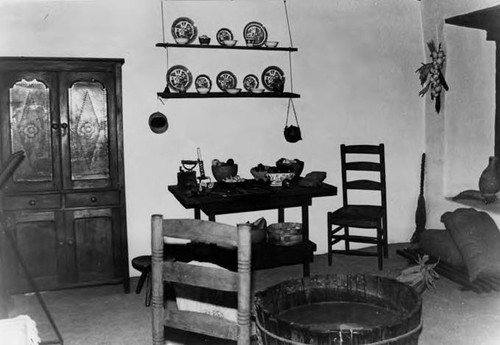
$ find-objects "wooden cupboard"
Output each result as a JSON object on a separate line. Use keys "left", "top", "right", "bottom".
{"left": 0, "top": 57, "right": 129, "bottom": 294}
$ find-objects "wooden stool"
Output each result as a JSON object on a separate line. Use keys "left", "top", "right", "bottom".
{"left": 131, "top": 255, "right": 151, "bottom": 307}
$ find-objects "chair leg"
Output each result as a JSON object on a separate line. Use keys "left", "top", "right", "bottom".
{"left": 377, "top": 226, "right": 383, "bottom": 270}
{"left": 344, "top": 226, "right": 350, "bottom": 252}
{"left": 327, "top": 218, "right": 332, "bottom": 266}
{"left": 136, "top": 271, "right": 148, "bottom": 294}
{"left": 383, "top": 236, "right": 389, "bottom": 258}
{"left": 383, "top": 216, "right": 389, "bottom": 258}
{"left": 145, "top": 272, "right": 152, "bottom": 307}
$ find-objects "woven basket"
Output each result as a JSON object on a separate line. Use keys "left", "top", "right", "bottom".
{"left": 267, "top": 222, "right": 302, "bottom": 246}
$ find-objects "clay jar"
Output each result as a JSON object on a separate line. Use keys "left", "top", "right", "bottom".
{"left": 479, "top": 156, "right": 500, "bottom": 197}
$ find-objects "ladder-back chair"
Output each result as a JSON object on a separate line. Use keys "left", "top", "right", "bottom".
{"left": 327, "top": 144, "right": 388, "bottom": 270}
{"left": 151, "top": 215, "right": 252, "bottom": 345}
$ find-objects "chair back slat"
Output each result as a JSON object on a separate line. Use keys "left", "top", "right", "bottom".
{"left": 343, "top": 145, "right": 382, "bottom": 154}
{"left": 345, "top": 161, "right": 381, "bottom": 171}
{"left": 165, "top": 308, "right": 238, "bottom": 340}
{"left": 346, "top": 179, "right": 381, "bottom": 190}
{"left": 161, "top": 218, "right": 238, "bottom": 247}
{"left": 163, "top": 261, "right": 238, "bottom": 291}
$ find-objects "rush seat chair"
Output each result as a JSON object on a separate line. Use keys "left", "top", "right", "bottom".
{"left": 151, "top": 215, "right": 252, "bottom": 345}
{"left": 327, "top": 144, "right": 388, "bottom": 270}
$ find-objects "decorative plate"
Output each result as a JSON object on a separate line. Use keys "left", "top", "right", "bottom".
{"left": 166, "top": 65, "right": 193, "bottom": 92}
{"left": 216, "top": 71, "right": 237, "bottom": 91}
{"left": 243, "top": 74, "right": 259, "bottom": 91}
{"left": 171, "top": 17, "right": 198, "bottom": 44}
{"left": 261, "top": 66, "right": 285, "bottom": 91}
{"left": 243, "top": 21, "right": 268, "bottom": 47}
{"left": 195, "top": 74, "right": 212, "bottom": 90}
{"left": 216, "top": 28, "right": 234, "bottom": 45}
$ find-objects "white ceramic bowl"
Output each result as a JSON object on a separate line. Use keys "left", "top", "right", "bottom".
{"left": 196, "top": 87, "right": 210, "bottom": 94}
{"left": 175, "top": 37, "right": 189, "bottom": 44}
{"left": 223, "top": 40, "right": 237, "bottom": 47}
{"left": 225, "top": 88, "right": 241, "bottom": 95}
{"left": 267, "top": 172, "right": 295, "bottom": 187}
{"left": 264, "top": 41, "right": 279, "bottom": 48}
{"left": 250, "top": 88, "right": 265, "bottom": 94}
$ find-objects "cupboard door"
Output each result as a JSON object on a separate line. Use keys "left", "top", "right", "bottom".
{"left": 5, "top": 211, "right": 64, "bottom": 292}
{"left": 66, "top": 208, "right": 119, "bottom": 283}
{"left": 0, "top": 71, "right": 62, "bottom": 192}
{"left": 59, "top": 72, "right": 118, "bottom": 190}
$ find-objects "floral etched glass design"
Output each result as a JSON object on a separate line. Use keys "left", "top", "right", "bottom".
{"left": 68, "top": 81, "right": 109, "bottom": 180}
{"left": 9, "top": 79, "right": 53, "bottom": 182}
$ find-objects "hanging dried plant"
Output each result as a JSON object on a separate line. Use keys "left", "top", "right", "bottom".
{"left": 416, "top": 40, "right": 449, "bottom": 113}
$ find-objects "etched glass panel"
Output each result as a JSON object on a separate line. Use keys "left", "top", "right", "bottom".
{"left": 68, "top": 81, "right": 109, "bottom": 180}
{"left": 10, "top": 79, "right": 53, "bottom": 182}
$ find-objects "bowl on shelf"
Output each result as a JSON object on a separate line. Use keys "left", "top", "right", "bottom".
{"left": 223, "top": 40, "right": 237, "bottom": 47}
{"left": 267, "top": 222, "right": 303, "bottom": 246}
{"left": 212, "top": 164, "right": 238, "bottom": 182}
{"left": 196, "top": 87, "right": 210, "bottom": 94}
{"left": 250, "top": 88, "right": 265, "bottom": 94}
{"left": 198, "top": 35, "right": 211, "bottom": 45}
{"left": 264, "top": 41, "right": 279, "bottom": 48}
{"left": 267, "top": 172, "right": 295, "bottom": 187}
{"left": 175, "top": 37, "right": 189, "bottom": 45}
{"left": 225, "top": 88, "right": 241, "bottom": 95}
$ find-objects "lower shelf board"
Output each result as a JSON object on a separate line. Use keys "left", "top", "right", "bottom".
{"left": 157, "top": 91, "right": 300, "bottom": 99}
{"left": 166, "top": 241, "right": 316, "bottom": 272}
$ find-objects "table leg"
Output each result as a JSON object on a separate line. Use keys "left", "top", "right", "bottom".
{"left": 302, "top": 204, "right": 310, "bottom": 277}
{"left": 278, "top": 208, "right": 285, "bottom": 223}
{"left": 194, "top": 208, "right": 201, "bottom": 220}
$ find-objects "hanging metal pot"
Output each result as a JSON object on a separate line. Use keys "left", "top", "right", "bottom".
{"left": 284, "top": 125, "right": 302, "bottom": 143}
{"left": 149, "top": 112, "right": 169, "bottom": 134}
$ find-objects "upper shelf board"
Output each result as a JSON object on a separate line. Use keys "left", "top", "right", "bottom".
{"left": 156, "top": 43, "right": 297, "bottom": 52}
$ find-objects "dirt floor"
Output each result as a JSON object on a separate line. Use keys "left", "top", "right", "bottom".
{"left": 5, "top": 243, "right": 500, "bottom": 345}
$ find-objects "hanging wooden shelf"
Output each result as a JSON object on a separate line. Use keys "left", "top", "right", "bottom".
{"left": 157, "top": 91, "right": 300, "bottom": 99}
{"left": 156, "top": 42, "right": 298, "bottom": 52}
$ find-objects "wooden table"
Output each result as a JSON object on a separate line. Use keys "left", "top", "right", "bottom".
{"left": 168, "top": 180, "right": 337, "bottom": 276}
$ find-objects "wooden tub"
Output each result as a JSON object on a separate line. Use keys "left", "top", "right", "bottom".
{"left": 254, "top": 274, "right": 422, "bottom": 345}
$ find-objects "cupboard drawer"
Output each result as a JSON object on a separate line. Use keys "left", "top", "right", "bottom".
{"left": 65, "top": 191, "right": 120, "bottom": 208}
{"left": 2, "top": 194, "right": 61, "bottom": 211}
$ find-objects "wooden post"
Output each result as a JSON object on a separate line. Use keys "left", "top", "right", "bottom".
{"left": 0, "top": 225, "right": 9, "bottom": 318}
{"left": 236, "top": 223, "right": 251, "bottom": 345}
{"left": 495, "top": 40, "right": 500, "bottom": 157}
{"left": 151, "top": 214, "right": 164, "bottom": 345}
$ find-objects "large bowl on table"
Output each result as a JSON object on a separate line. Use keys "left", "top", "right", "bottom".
{"left": 212, "top": 164, "right": 238, "bottom": 182}
{"left": 276, "top": 158, "right": 304, "bottom": 179}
